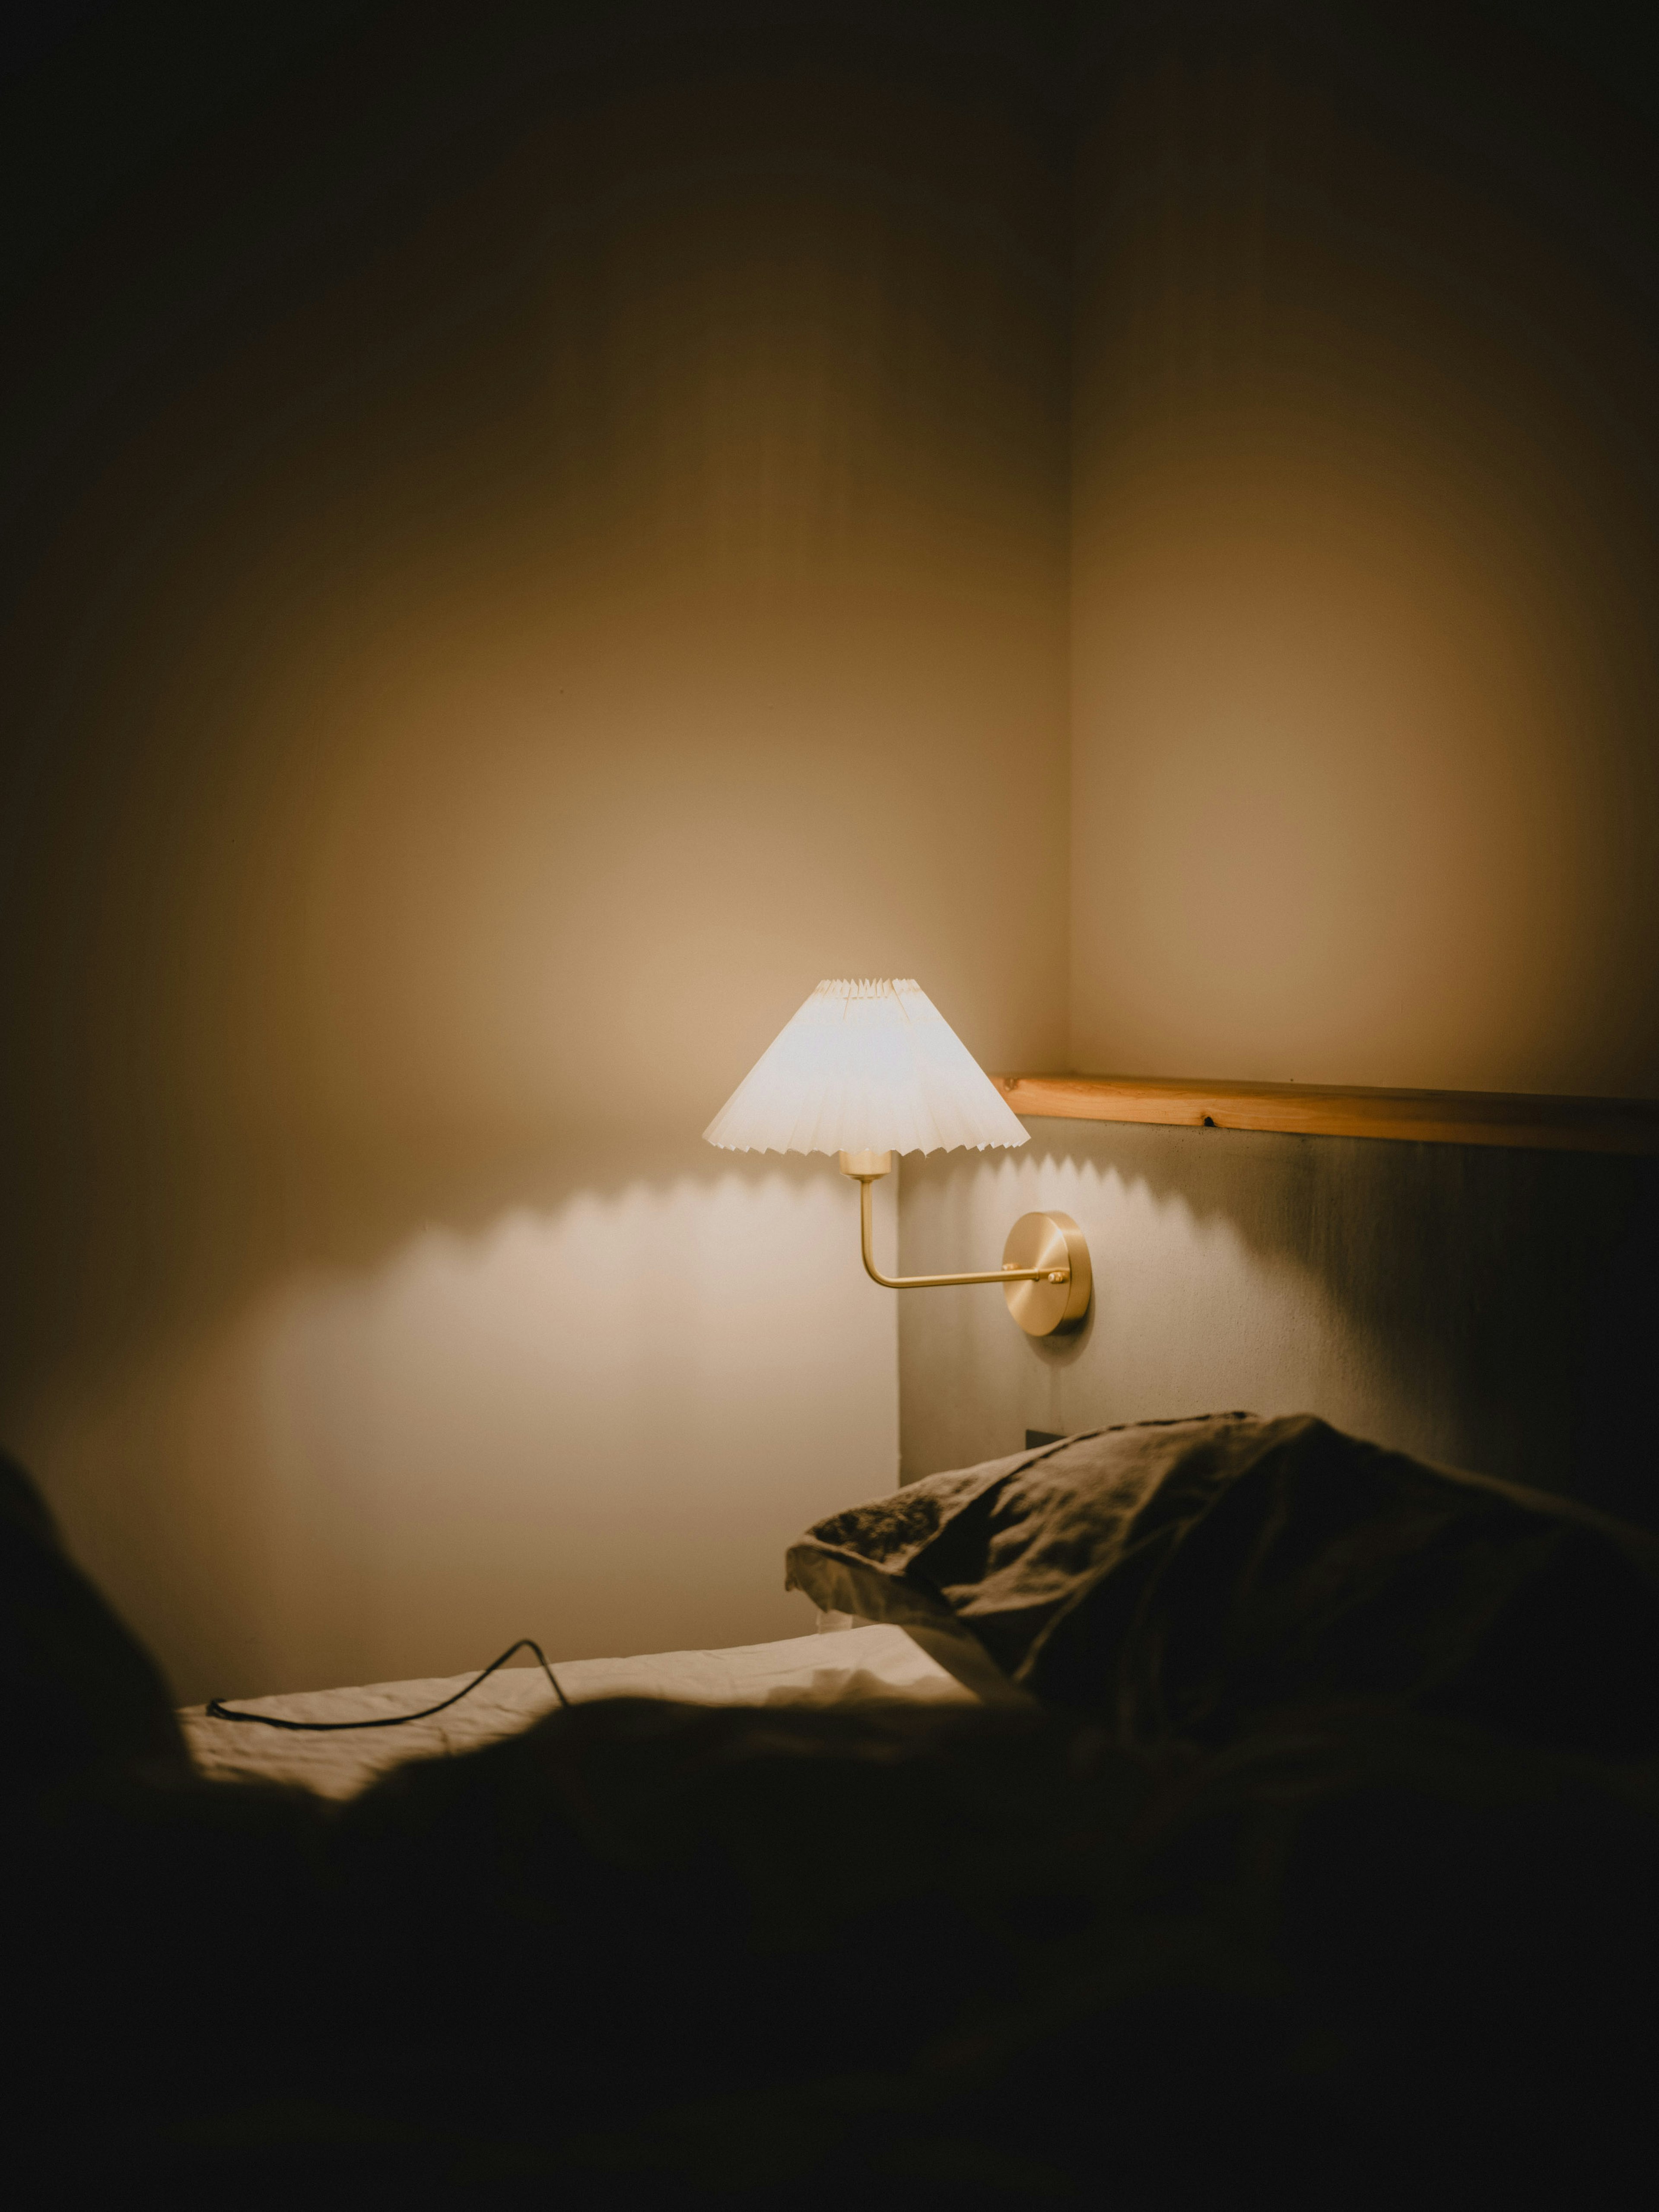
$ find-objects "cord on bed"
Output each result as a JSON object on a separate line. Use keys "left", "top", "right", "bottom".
{"left": 204, "top": 1640, "right": 569, "bottom": 1731}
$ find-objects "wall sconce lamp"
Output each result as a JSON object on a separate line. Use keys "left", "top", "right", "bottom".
{"left": 704, "top": 979, "right": 1090, "bottom": 1336}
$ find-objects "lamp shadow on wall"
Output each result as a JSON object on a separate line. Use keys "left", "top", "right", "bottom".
{"left": 1, "top": 1121, "right": 898, "bottom": 1705}
{"left": 0, "top": 1119, "right": 679, "bottom": 1409}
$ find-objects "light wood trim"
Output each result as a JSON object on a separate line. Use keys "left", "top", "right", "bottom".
{"left": 992, "top": 1073, "right": 1659, "bottom": 1155}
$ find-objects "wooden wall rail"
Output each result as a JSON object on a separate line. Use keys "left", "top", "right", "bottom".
{"left": 992, "top": 1073, "right": 1659, "bottom": 1155}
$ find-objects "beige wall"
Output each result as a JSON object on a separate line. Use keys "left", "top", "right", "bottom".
{"left": 900, "top": 11, "right": 1659, "bottom": 1521}
{"left": 9, "top": 10, "right": 1656, "bottom": 1700}
{"left": 0, "top": 17, "right": 1068, "bottom": 1700}
{"left": 1069, "top": 13, "right": 1659, "bottom": 1095}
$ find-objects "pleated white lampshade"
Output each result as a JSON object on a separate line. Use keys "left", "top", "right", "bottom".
{"left": 703, "top": 979, "right": 1030, "bottom": 1157}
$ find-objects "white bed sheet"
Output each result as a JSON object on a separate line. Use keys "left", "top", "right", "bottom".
{"left": 179, "top": 1622, "right": 979, "bottom": 1802}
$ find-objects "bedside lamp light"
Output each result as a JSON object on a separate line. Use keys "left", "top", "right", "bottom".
{"left": 704, "top": 979, "right": 1090, "bottom": 1336}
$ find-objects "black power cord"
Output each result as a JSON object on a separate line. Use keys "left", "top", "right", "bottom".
{"left": 205, "top": 1638, "right": 569, "bottom": 1731}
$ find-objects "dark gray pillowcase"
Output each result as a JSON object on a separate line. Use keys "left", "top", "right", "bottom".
{"left": 786, "top": 1413, "right": 1659, "bottom": 1755}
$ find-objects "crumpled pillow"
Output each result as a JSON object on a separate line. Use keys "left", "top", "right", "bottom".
{"left": 786, "top": 1414, "right": 1659, "bottom": 1755}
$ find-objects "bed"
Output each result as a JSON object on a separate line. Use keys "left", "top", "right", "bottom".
{"left": 7, "top": 1414, "right": 1659, "bottom": 2209}
{"left": 179, "top": 1619, "right": 986, "bottom": 1799}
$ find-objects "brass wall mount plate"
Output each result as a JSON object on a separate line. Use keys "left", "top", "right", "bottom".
{"left": 1001, "top": 1211, "right": 1091, "bottom": 1337}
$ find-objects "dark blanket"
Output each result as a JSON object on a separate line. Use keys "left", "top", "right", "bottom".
{"left": 4, "top": 1444, "right": 1656, "bottom": 2207}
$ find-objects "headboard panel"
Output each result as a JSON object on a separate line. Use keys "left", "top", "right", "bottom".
{"left": 899, "top": 1116, "right": 1659, "bottom": 1529}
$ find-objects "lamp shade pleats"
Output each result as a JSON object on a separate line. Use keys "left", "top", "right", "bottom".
{"left": 703, "top": 979, "right": 1030, "bottom": 1157}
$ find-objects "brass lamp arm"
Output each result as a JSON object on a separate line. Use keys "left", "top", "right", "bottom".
{"left": 855, "top": 1174, "right": 1065, "bottom": 1290}
{"left": 834, "top": 1150, "right": 1091, "bottom": 1337}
